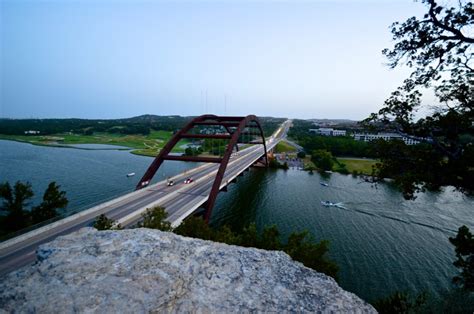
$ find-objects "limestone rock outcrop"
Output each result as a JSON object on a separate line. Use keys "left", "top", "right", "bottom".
{"left": 0, "top": 227, "right": 376, "bottom": 313}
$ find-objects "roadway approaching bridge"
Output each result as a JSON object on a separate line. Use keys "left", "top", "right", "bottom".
{"left": 0, "top": 116, "right": 291, "bottom": 276}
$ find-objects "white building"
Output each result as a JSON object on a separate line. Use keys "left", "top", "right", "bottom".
{"left": 309, "top": 128, "right": 346, "bottom": 137}
{"left": 353, "top": 133, "right": 421, "bottom": 145}
{"left": 332, "top": 129, "right": 347, "bottom": 136}
{"left": 24, "top": 130, "right": 40, "bottom": 135}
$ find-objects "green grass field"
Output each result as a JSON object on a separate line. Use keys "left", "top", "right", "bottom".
{"left": 0, "top": 130, "right": 189, "bottom": 157}
{"left": 335, "top": 157, "right": 377, "bottom": 175}
{"left": 274, "top": 141, "right": 297, "bottom": 153}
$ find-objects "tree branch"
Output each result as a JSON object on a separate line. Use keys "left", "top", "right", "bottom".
{"left": 427, "top": 0, "right": 474, "bottom": 44}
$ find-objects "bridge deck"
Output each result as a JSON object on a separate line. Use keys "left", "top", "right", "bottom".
{"left": 0, "top": 120, "right": 290, "bottom": 276}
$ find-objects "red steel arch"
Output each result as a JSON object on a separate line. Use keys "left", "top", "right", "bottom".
{"left": 136, "top": 115, "right": 268, "bottom": 223}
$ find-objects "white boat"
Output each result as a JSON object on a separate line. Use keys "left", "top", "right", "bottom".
{"left": 321, "top": 201, "right": 347, "bottom": 209}
{"left": 126, "top": 172, "right": 135, "bottom": 177}
{"left": 320, "top": 182, "right": 329, "bottom": 187}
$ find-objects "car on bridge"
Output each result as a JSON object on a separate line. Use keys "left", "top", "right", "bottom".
{"left": 184, "top": 178, "right": 194, "bottom": 184}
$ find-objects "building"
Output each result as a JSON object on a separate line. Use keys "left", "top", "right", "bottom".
{"left": 309, "top": 128, "right": 346, "bottom": 137}
{"left": 332, "top": 129, "right": 347, "bottom": 136}
{"left": 24, "top": 130, "right": 40, "bottom": 135}
{"left": 353, "top": 133, "right": 421, "bottom": 145}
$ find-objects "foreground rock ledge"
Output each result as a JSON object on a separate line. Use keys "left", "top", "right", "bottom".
{"left": 0, "top": 227, "right": 376, "bottom": 313}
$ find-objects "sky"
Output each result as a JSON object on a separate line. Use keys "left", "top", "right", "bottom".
{"left": 0, "top": 0, "right": 430, "bottom": 120}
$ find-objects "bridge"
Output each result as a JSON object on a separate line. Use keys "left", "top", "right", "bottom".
{"left": 0, "top": 116, "right": 290, "bottom": 276}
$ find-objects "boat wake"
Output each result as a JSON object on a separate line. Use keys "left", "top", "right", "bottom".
{"left": 320, "top": 201, "right": 347, "bottom": 209}
{"left": 329, "top": 202, "right": 458, "bottom": 234}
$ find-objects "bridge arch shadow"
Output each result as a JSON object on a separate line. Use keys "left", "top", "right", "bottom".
{"left": 136, "top": 114, "right": 268, "bottom": 223}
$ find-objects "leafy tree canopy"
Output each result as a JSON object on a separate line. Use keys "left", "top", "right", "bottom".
{"left": 31, "top": 182, "right": 68, "bottom": 224}
{"left": 364, "top": 0, "right": 473, "bottom": 198}
{"left": 174, "top": 216, "right": 339, "bottom": 278}
{"left": 93, "top": 214, "right": 118, "bottom": 231}
{"left": 0, "top": 181, "right": 68, "bottom": 235}
{"left": 449, "top": 225, "right": 474, "bottom": 291}
{"left": 138, "top": 206, "right": 172, "bottom": 231}
{"left": 311, "top": 149, "right": 335, "bottom": 171}
{"left": 0, "top": 181, "right": 34, "bottom": 232}
{"left": 373, "top": 291, "right": 428, "bottom": 314}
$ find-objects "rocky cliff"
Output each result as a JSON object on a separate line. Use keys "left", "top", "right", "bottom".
{"left": 0, "top": 227, "right": 376, "bottom": 313}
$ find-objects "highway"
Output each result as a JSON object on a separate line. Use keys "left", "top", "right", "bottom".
{"left": 0, "top": 120, "right": 291, "bottom": 276}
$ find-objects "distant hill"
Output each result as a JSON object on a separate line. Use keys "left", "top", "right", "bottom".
{"left": 123, "top": 114, "right": 192, "bottom": 123}
{"left": 309, "top": 119, "right": 358, "bottom": 125}
{"left": 0, "top": 115, "right": 192, "bottom": 136}
{"left": 0, "top": 115, "right": 285, "bottom": 137}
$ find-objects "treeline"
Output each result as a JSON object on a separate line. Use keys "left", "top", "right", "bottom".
{"left": 300, "top": 136, "right": 374, "bottom": 158}
{"left": 0, "top": 115, "right": 285, "bottom": 138}
{"left": 0, "top": 181, "right": 68, "bottom": 237}
{"left": 259, "top": 117, "right": 287, "bottom": 137}
{"left": 288, "top": 120, "right": 375, "bottom": 158}
{"left": 287, "top": 119, "right": 314, "bottom": 138}
{"left": 94, "top": 206, "right": 339, "bottom": 279}
{"left": 0, "top": 115, "right": 191, "bottom": 136}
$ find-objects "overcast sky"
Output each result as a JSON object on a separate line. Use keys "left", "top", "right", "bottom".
{"left": 1, "top": 0, "right": 429, "bottom": 120}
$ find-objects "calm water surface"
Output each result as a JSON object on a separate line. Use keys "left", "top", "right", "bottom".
{"left": 0, "top": 140, "right": 197, "bottom": 215}
{"left": 1, "top": 140, "right": 473, "bottom": 301}
{"left": 210, "top": 168, "right": 473, "bottom": 301}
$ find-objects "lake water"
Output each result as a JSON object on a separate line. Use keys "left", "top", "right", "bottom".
{"left": 1, "top": 139, "right": 473, "bottom": 302}
{"left": 209, "top": 168, "right": 473, "bottom": 301}
{"left": 0, "top": 140, "right": 198, "bottom": 215}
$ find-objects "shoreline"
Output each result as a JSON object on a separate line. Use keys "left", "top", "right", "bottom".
{"left": 0, "top": 138, "right": 157, "bottom": 157}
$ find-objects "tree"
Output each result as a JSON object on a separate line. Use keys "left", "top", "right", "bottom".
{"left": 93, "top": 214, "right": 117, "bottom": 230}
{"left": 174, "top": 216, "right": 212, "bottom": 240}
{"left": 284, "top": 231, "right": 338, "bottom": 279}
{"left": 174, "top": 217, "right": 339, "bottom": 279}
{"left": 364, "top": 0, "right": 473, "bottom": 198}
{"left": 239, "top": 223, "right": 259, "bottom": 247}
{"left": 297, "top": 151, "right": 306, "bottom": 159}
{"left": 31, "top": 182, "right": 68, "bottom": 224}
{"left": 0, "top": 181, "right": 34, "bottom": 232}
{"left": 184, "top": 147, "right": 202, "bottom": 156}
{"left": 213, "top": 225, "right": 241, "bottom": 245}
{"left": 139, "top": 206, "right": 171, "bottom": 231}
{"left": 311, "top": 149, "right": 334, "bottom": 171}
{"left": 363, "top": 1, "right": 473, "bottom": 307}
{"left": 449, "top": 225, "right": 474, "bottom": 291}
{"left": 260, "top": 225, "right": 281, "bottom": 250}
{"left": 269, "top": 157, "right": 280, "bottom": 169}
{"left": 372, "top": 291, "right": 428, "bottom": 314}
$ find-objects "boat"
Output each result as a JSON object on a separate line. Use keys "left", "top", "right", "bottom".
{"left": 320, "top": 182, "right": 329, "bottom": 187}
{"left": 126, "top": 172, "right": 135, "bottom": 177}
{"left": 321, "top": 201, "right": 347, "bottom": 209}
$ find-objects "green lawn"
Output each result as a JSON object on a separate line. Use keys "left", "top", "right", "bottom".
{"left": 274, "top": 141, "right": 297, "bottom": 153}
{"left": 336, "top": 158, "right": 378, "bottom": 175}
{"left": 0, "top": 130, "right": 188, "bottom": 157}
